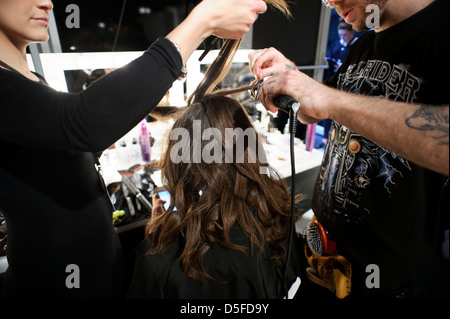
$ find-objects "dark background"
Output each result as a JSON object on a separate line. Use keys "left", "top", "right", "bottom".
{"left": 52, "top": 0, "right": 323, "bottom": 66}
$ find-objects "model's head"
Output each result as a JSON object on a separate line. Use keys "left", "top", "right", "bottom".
{"left": 325, "top": 0, "right": 388, "bottom": 31}
{"left": 160, "top": 94, "right": 271, "bottom": 205}
{"left": 148, "top": 92, "right": 293, "bottom": 281}
{"left": 0, "top": 0, "right": 53, "bottom": 47}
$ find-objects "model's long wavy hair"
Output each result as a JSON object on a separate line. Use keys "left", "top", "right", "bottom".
{"left": 146, "top": 0, "right": 297, "bottom": 282}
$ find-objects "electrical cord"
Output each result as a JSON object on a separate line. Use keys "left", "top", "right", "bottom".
{"left": 273, "top": 95, "right": 300, "bottom": 298}
{"left": 112, "top": 0, "right": 127, "bottom": 52}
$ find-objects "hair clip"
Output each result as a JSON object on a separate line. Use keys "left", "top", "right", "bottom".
{"left": 250, "top": 79, "right": 264, "bottom": 103}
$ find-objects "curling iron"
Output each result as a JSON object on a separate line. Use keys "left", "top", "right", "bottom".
{"left": 274, "top": 95, "right": 320, "bottom": 123}
{"left": 273, "top": 95, "right": 300, "bottom": 114}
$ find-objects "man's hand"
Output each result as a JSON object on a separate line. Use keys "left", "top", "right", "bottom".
{"left": 248, "top": 47, "right": 333, "bottom": 121}
{"left": 260, "top": 70, "right": 337, "bottom": 122}
{"left": 249, "top": 47, "right": 296, "bottom": 80}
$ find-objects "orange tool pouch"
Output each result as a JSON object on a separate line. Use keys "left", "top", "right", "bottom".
{"left": 304, "top": 217, "right": 352, "bottom": 299}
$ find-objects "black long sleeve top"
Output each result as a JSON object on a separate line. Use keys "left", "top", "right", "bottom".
{"left": 127, "top": 224, "right": 300, "bottom": 299}
{"left": 0, "top": 38, "right": 183, "bottom": 298}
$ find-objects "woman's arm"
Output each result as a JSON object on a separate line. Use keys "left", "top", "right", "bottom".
{"left": 0, "top": 0, "right": 266, "bottom": 152}
{"left": 0, "top": 39, "right": 181, "bottom": 152}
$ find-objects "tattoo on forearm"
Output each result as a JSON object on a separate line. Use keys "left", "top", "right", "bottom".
{"left": 406, "top": 105, "right": 449, "bottom": 145}
{"left": 285, "top": 63, "right": 297, "bottom": 71}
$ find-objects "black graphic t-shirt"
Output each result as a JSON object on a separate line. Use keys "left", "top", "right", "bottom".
{"left": 312, "top": 0, "right": 448, "bottom": 292}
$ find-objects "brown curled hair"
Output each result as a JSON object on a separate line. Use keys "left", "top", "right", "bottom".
{"left": 145, "top": 0, "right": 299, "bottom": 282}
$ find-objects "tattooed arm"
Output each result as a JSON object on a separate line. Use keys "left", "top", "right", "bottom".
{"left": 406, "top": 106, "right": 449, "bottom": 146}
{"left": 328, "top": 93, "right": 449, "bottom": 176}
{"left": 263, "top": 69, "right": 449, "bottom": 175}
{"left": 249, "top": 48, "right": 449, "bottom": 175}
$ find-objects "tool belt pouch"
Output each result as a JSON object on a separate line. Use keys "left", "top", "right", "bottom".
{"left": 305, "top": 245, "right": 352, "bottom": 299}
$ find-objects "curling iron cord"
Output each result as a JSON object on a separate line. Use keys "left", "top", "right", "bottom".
{"left": 273, "top": 95, "right": 300, "bottom": 298}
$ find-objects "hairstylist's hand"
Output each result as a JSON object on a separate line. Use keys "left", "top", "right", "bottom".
{"left": 249, "top": 47, "right": 297, "bottom": 80}
{"left": 258, "top": 69, "right": 337, "bottom": 123}
{"left": 197, "top": 0, "right": 268, "bottom": 39}
{"left": 151, "top": 195, "right": 166, "bottom": 219}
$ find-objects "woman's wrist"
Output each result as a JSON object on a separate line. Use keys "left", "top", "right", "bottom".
{"left": 166, "top": 38, "right": 188, "bottom": 80}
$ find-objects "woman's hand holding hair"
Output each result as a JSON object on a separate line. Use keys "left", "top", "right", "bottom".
{"left": 202, "top": 0, "right": 268, "bottom": 39}
{"left": 167, "top": 0, "right": 267, "bottom": 64}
